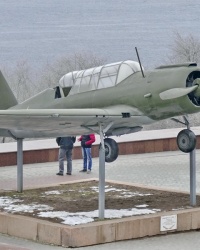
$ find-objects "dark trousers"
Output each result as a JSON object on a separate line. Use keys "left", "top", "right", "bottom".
{"left": 58, "top": 147, "right": 72, "bottom": 173}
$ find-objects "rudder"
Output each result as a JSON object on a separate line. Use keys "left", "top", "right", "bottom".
{"left": 0, "top": 71, "right": 18, "bottom": 109}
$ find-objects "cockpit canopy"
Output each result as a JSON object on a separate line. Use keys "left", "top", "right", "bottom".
{"left": 59, "top": 60, "right": 142, "bottom": 96}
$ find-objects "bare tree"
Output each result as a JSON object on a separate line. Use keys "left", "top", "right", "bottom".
{"left": 168, "top": 31, "right": 200, "bottom": 63}
{"left": 3, "top": 60, "right": 36, "bottom": 103}
{"left": 3, "top": 52, "right": 106, "bottom": 100}
{"left": 37, "top": 52, "right": 106, "bottom": 91}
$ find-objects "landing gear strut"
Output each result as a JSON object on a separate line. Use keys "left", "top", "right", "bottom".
{"left": 172, "top": 116, "right": 196, "bottom": 206}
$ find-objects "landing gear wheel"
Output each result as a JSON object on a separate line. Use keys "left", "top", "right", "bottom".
{"left": 177, "top": 129, "right": 196, "bottom": 153}
{"left": 103, "top": 138, "right": 119, "bottom": 163}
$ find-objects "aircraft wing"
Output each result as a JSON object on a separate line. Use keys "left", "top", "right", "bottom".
{"left": 0, "top": 105, "right": 149, "bottom": 138}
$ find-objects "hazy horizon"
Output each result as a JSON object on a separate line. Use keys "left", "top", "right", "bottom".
{"left": 0, "top": 0, "right": 200, "bottom": 70}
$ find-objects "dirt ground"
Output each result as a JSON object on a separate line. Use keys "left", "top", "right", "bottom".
{"left": 1, "top": 180, "right": 200, "bottom": 224}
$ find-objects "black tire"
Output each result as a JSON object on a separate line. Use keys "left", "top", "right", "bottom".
{"left": 101, "top": 138, "right": 119, "bottom": 163}
{"left": 177, "top": 129, "right": 196, "bottom": 153}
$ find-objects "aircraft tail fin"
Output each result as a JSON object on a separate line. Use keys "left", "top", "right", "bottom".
{"left": 0, "top": 71, "right": 18, "bottom": 109}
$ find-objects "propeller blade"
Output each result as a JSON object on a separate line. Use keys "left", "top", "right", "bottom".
{"left": 159, "top": 85, "right": 198, "bottom": 100}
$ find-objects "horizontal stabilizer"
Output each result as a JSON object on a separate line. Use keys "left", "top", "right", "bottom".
{"left": 159, "top": 85, "right": 198, "bottom": 100}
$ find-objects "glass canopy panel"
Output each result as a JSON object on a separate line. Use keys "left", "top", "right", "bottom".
{"left": 116, "top": 61, "right": 141, "bottom": 84}
{"left": 70, "top": 78, "right": 81, "bottom": 95}
{"left": 98, "top": 75, "right": 117, "bottom": 89}
{"left": 89, "top": 66, "right": 102, "bottom": 90}
{"left": 68, "top": 70, "right": 84, "bottom": 95}
{"left": 92, "top": 66, "right": 103, "bottom": 74}
{"left": 100, "top": 64, "right": 120, "bottom": 77}
{"left": 79, "top": 68, "right": 94, "bottom": 92}
{"left": 76, "top": 70, "right": 84, "bottom": 78}
{"left": 59, "top": 60, "right": 142, "bottom": 95}
{"left": 97, "top": 63, "right": 120, "bottom": 88}
{"left": 59, "top": 71, "right": 78, "bottom": 88}
{"left": 79, "top": 75, "right": 92, "bottom": 92}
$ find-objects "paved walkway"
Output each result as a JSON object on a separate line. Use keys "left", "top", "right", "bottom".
{"left": 1, "top": 230, "right": 200, "bottom": 250}
{"left": 0, "top": 150, "right": 200, "bottom": 249}
{"left": 1, "top": 150, "right": 200, "bottom": 192}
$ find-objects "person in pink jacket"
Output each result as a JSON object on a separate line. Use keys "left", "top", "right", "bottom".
{"left": 78, "top": 134, "right": 95, "bottom": 173}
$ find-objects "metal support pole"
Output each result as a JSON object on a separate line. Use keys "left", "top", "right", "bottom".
{"left": 172, "top": 116, "right": 197, "bottom": 206}
{"left": 17, "top": 138, "right": 23, "bottom": 192}
{"left": 186, "top": 120, "right": 196, "bottom": 206}
{"left": 190, "top": 149, "right": 196, "bottom": 206}
{"left": 99, "top": 123, "right": 105, "bottom": 219}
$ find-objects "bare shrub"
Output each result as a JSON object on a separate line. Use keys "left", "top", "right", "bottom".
{"left": 37, "top": 52, "right": 106, "bottom": 91}
{"left": 168, "top": 31, "right": 200, "bottom": 63}
{"left": 2, "top": 60, "right": 36, "bottom": 103}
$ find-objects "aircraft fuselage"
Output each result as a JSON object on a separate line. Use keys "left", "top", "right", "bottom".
{"left": 14, "top": 63, "right": 200, "bottom": 122}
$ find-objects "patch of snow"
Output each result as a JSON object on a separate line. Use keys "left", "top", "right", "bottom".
{"left": 91, "top": 186, "right": 127, "bottom": 193}
{"left": 116, "top": 191, "right": 152, "bottom": 198}
{"left": 0, "top": 197, "right": 53, "bottom": 213}
{"left": 4, "top": 203, "right": 53, "bottom": 213}
{"left": 38, "top": 207, "right": 160, "bottom": 226}
{"left": 90, "top": 186, "right": 152, "bottom": 198}
{"left": 0, "top": 197, "right": 23, "bottom": 207}
{"left": 172, "top": 207, "right": 185, "bottom": 211}
{"left": 135, "top": 204, "right": 148, "bottom": 208}
{"left": 44, "top": 190, "right": 62, "bottom": 195}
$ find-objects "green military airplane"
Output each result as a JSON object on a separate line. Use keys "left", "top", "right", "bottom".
{"left": 0, "top": 60, "right": 200, "bottom": 162}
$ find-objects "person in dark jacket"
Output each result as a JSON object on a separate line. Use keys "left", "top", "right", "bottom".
{"left": 78, "top": 134, "right": 95, "bottom": 173}
{"left": 56, "top": 136, "right": 76, "bottom": 176}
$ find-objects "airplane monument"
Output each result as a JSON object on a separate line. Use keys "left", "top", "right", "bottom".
{"left": 0, "top": 56, "right": 200, "bottom": 217}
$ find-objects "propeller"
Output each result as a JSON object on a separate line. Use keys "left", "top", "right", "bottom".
{"left": 159, "top": 85, "right": 199, "bottom": 100}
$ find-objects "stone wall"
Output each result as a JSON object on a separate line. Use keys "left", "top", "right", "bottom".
{"left": 1, "top": 128, "right": 200, "bottom": 167}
